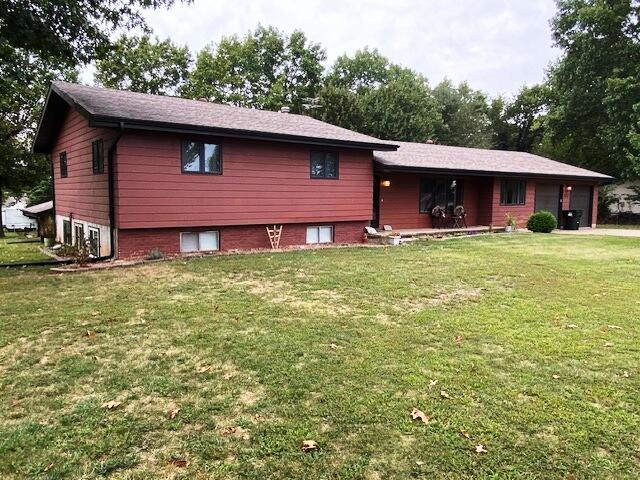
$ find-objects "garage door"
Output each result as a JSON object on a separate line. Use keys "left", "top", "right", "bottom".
{"left": 535, "top": 184, "right": 561, "bottom": 220}
{"left": 570, "top": 186, "right": 592, "bottom": 227}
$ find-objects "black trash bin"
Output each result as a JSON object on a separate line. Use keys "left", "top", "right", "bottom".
{"left": 562, "top": 210, "right": 583, "bottom": 230}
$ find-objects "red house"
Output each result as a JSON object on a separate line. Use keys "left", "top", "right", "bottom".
{"left": 33, "top": 82, "right": 611, "bottom": 259}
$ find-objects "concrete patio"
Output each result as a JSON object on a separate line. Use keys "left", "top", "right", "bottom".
{"left": 553, "top": 228, "right": 640, "bottom": 238}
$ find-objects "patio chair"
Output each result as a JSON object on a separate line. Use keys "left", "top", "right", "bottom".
{"left": 431, "top": 205, "right": 447, "bottom": 229}
{"left": 452, "top": 205, "right": 468, "bottom": 228}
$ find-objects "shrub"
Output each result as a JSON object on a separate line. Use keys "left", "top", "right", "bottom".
{"left": 527, "top": 211, "right": 557, "bottom": 233}
{"left": 147, "top": 248, "right": 164, "bottom": 260}
{"left": 57, "top": 242, "right": 91, "bottom": 265}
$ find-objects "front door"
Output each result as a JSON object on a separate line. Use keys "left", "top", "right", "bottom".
{"left": 570, "top": 186, "right": 593, "bottom": 227}
{"left": 535, "top": 184, "right": 562, "bottom": 220}
{"left": 372, "top": 175, "right": 381, "bottom": 229}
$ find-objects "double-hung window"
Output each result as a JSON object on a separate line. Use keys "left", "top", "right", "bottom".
{"left": 500, "top": 180, "right": 526, "bottom": 205}
{"left": 181, "top": 141, "right": 222, "bottom": 174}
{"left": 310, "top": 151, "right": 338, "bottom": 179}
{"left": 92, "top": 139, "right": 104, "bottom": 174}
{"left": 180, "top": 231, "right": 219, "bottom": 252}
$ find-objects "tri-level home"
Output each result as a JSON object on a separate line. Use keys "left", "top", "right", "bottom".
{"left": 33, "top": 82, "right": 611, "bottom": 259}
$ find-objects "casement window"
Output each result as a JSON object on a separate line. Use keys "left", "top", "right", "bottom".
{"left": 88, "top": 227, "right": 100, "bottom": 257}
{"left": 60, "top": 151, "right": 68, "bottom": 178}
{"left": 92, "top": 139, "right": 104, "bottom": 174}
{"left": 180, "top": 231, "right": 219, "bottom": 253}
{"left": 63, "top": 220, "right": 72, "bottom": 244}
{"left": 74, "top": 223, "right": 85, "bottom": 247}
{"left": 306, "top": 226, "right": 333, "bottom": 244}
{"left": 419, "top": 178, "right": 464, "bottom": 213}
{"left": 181, "top": 141, "right": 222, "bottom": 174}
{"left": 500, "top": 180, "right": 526, "bottom": 205}
{"left": 310, "top": 151, "right": 338, "bottom": 179}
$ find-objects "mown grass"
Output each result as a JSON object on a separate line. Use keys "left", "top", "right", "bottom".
{"left": 0, "top": 232, "right": 50, "bottom": 264}
{"left": 0, "top": 234, "right": 639, "bottom": 479}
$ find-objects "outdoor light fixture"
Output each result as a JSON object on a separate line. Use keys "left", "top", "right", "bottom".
{"left": 381, "top": 179, "right": 391, "bottom": 187}
{"left": 565, "top": 185, "right": 573, "bottom": 192}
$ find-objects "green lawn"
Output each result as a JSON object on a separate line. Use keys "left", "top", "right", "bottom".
{"left": 1, "top": 235, "right": 639, "bottom": 479}
{"left": 0, "top": 232, "right": 51, "bottom": 264}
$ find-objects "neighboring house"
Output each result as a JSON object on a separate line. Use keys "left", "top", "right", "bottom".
{"left": 1, "top": 197, "right": 37, "bottom": 230}
{"left": 21, "top": 201, "right": 54, "bottom": 238}
{"left": 33, "top": 82, "right": 612, "bottom": 259}
{"left": 609, "top": 180, "right": 640, "bottom": 214}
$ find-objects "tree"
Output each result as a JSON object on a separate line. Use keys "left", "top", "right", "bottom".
{"left": 184, "top": 26, "right": 326, "bottom": 113}
{"left": 315, "top": 49, "right": 441, "bottom": 142}
{"left": 432, "top": 80, "right": 492, "bottom": 148}
{"left": 95, "top": 35, "right": 191, "bottom": 95}
{"left": 546, "top": 0, "right": 640, "bottom": 178}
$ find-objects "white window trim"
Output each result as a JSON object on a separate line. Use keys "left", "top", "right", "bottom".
{"left": 180, "top": 230, "right": 220, "bottom": 253}
{"left": 306, "top": 225, "right": 334, "bottom": 245}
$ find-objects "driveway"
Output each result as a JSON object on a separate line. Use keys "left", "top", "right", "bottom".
{"left": 554, "top": 228, "right": 640, "bottom": 237}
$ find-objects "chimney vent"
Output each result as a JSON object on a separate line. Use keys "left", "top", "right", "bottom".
{"left": 426, "top": 139, "right": 434, "bottom": 144}
{"left": 280, "top": 106, "right": 290, "bottom": 113}
{"left": 197, "top": 97, "right": 208, "bottom": 102}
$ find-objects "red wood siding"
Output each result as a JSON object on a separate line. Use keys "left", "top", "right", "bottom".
{"left": 377, "top": 172, "right": 493, "bottom": 229}
{"left": 117, "top": 221, "right": 367, "bottom": 259}
{"left": 114, "top": 132, "right": 373, "bottom": 229}
{"left": 52, "top": 109, "right": 116, "bottom": 225}
{"left": 489, "top": 178, "right": 536, "bottom": 228}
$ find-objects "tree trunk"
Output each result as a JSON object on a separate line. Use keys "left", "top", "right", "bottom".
{"left": 0, "top": 181, "right": 5, "bottom": 238}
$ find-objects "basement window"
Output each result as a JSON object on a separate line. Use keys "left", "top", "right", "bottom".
{"left": 180, "top": 231, "right": 219, "bottom": 253}
{"left": 60, "top": 151, "right": 68, "bottom": 178}
{"left": 74, "top": 223, "right": 85, "bottom": 247}
{"left": 181, "top": 141, "right": 222, "bottom": 174}
{"left": 92, "top": 139, "right": 104, "bottom": 174}
{"left": 306, "top": 226, "right": 333, "bottom": 244}
{"left": 63, "top": 220, "right": 72, "bottom": 244}
{"left": 500, "top": 180, "right": 526, "bottom": 205}
{"left": 310, "top": 151, "right": 338, "bottom": 179}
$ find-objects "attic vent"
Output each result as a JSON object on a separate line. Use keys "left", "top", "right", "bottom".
{"left": 280, "top": 106, "right": 290, "bottom": 113}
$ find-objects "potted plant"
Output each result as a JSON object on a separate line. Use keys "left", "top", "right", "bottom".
{"left": 41, "top": 215, "right": 55, "bottom": 246}
{"left": 388, "top": 231, "right": 402, "bottom": 246}
{"left": 505, "top": 213, "right": 517, "bottom": 233}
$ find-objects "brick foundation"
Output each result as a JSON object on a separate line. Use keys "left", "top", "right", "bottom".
{"left": 116, "top": 221, "right": 368, "bottom": 259}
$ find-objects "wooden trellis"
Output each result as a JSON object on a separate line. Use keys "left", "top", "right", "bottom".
{"left": 266, "top": 225, "right": 283, "bottom": 249}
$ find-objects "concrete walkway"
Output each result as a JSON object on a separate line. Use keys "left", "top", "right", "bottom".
{"left": 553, "top": 228, "right": 640, "bottom": 238}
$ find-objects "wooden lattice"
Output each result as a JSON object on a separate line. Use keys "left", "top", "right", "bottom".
{"left": 266, "top": 225, "right": 283, "bottom": 249}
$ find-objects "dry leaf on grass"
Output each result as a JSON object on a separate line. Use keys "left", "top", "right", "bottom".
{"left": 91, "top": 311, "right": 100, "bottom": 317}
{"left": 455, "top": 335, "right": 463, "bottom": 345}
{"left": 196, "top": 366, "right": 212, "bottom": 374}
{"left": 475, "top": 444, "right": 487, "bottom": 453}
{"left": 43, "top": 462, "right": 54, "bottom": 472}
{"left": 440, "top": 390, "right": 451, "bottom": 399}
{"left": 428, "top": 379, "right": 438, "bottom": 389}
{"left": 604, "top": 342, "right": 614, "bottom": 347}
{"left": 415, "top": 460, "right": 425, "bottom": 466}
{"left": 222, "top": 373, "right": 233, "bottom": 380}
{"left": 168, "top": 408, "right": 180, "bottom": 419}
{"left": 84, "top": 330, "right": 96, "bottom": 338}
{"left": 10, "top": 398, "right": 19, "bottom": 407}
{"left": 301, "top": 440, "right": 318, "bottom": 452}
{"left": 622, "top": 371, "right": 630, "bottom": 378}
{"left": 607, "top": 325, "right": 622, "bottom": 330}
{"left": 329, "top": 343, "right": 338, "bottom": 350}
{"left": 552, "top": 374, "right": 560, "bottom": 380}
{"left": 410, "top": 408, "right": 430, "bottom": 424}
{"left": 460, "top": 430, "right": 470, "bottom": 439}
{"left": 165, "top": 459, "right": 187, "bottom": 468}
{"left": 565, "top": 324, "right": 578, "bottom": 329}
{"left": 101, "top": 400, "right": 121, "bottom": 410}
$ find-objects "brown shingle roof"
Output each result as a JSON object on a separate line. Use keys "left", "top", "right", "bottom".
{"left": 41, "top": 82, "right": 397, "bottom": 151}
{"left": 374, "top": 141, "right": 613, "bottom": 181}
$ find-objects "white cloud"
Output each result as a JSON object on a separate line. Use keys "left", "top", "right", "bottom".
{"left": 108, "top": 0, "right": 561, "bottom": 97}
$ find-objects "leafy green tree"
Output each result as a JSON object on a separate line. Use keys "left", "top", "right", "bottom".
{"left": 546, "top": 0, "right": 640, "bottom": 178}
{"left": 184, "top": 26, "right": 326, "bottom": 113}
{"left": 432, "top": 80, "right": 492, "bottom": 148}
{"left": 315, "top": 49, "right": 440, "bottom": 142}
{"left": 95, "top": 35, "right": 191, "bottom": 95}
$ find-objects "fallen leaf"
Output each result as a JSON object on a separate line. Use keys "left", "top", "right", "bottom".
{"left": 455, "top": 335, "right": 463, "bottom": 345}
{"left": 440, "top": 390, "right": 451, "bottom": 399}
{"left": 222, "top": 373, "right": 233, "bottom": 380}
{"left": 165, "top": 458, "right": 187, "bottom": 468}
{"left": 566, "top": 474, "right": 577, "bottom": 480}
{"left": 607, "top": 325, "right": 622, "bottom": 330}
{"left": 552, "top": 374, "right": 560, "bottom": 380}
{"left": 91, "top": 311, "right": 100, "bottom": 316}
{"left": 101, "top": 400, "right": 121, "bottom": 410}
{"left": 428, "top": 379, "right": 438, "bottom": 389}
{"left": 475, "top": 444, "right": 487, "bottom": 453}
{"left": 565, "top": 324, "right": 578, "bottom": 329}
{"left": 196, "top": 366, "right": 212, "bottom": 374}
{"left": 415, "top": 460, "right": 425, "bottom": 466}
{"left": 10, "top": 398, "right": 20, "bottom": 407}
{"left": 84, "top": 330, "right": 96, "bottom": 338}
{"left": 329, "top": 343, "right": 338, "bottom": 350}
{"left": 168, "top": 408, "right": 180, "bottom": 419}
{"left": 604, "top": 342, "right": 614, "bottom": 347}
{"left": 253, "top": 413, "right": 265, "bottom": 422}
{"left": 410, "top": 408, "right": 429, "bottom": 424}
{"left": 301, "top": 439, "right": 318, "bottom": 452}
{"left": 44, "top": 462, "right": 54, "bottom": 472}
{"left": 622, "top": 371, "right": 630, "bottom": 378}
{"left": 460, "top": 430, "right": 470, "bottom": 439}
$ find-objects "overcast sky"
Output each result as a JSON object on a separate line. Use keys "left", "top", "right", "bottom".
{"left": 135, "top": 0, "right": 561, "bottom": 98}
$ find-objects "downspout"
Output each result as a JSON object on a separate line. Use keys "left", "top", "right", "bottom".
{"left": 103, "top": 122, "right": 125, "bottom": 260}
{"left": 49, "top": 154, "right": 56, "bottom": 239}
